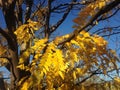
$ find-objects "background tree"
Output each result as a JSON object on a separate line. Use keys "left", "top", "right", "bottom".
{"left": 0, "top": 0, "right": 120, "bottom": 90}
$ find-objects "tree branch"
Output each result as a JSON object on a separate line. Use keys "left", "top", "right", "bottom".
{"left": 0, "top": 28, "right": 16, "bottom": 51}
{"left": 25, "top": 0, "right": 33, "bottom": 22}
{"left": 76, "top": 68, "right": 100, "bottom": 85}
{"left": 16, "top": 0, "right": 23, "bottom": 26}
{"left": 102, "top": 31, "right": 120, "bottom": 37}
{"left": 92, "top": 25, "right": 120, "bottom": 35}
{"left": 0, "top": 78, "right": 6, "bottom": 90}
{"left": 0, "top": 27, "right": 19, "bottom": 88}
{"left": 44, "top": 0, "right": 51, "bottom": 38}
{"left": 3, "top": 0, "right": 16, "bottom": 32}
{"left": 51, "top": 1, "right": 94, "bottom": 12}
{"left": 50, "top": 0, "right": 77, "bottom": 33}
{"left": 98, "top": 8, "right": 120, "bottom": 21}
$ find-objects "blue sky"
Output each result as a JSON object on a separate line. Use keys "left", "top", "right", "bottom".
{"left": 52, "top": 12, "right": 76, "bottom": 36}
{"left": 0, "top": 10, "right": 6, "bottom": 28}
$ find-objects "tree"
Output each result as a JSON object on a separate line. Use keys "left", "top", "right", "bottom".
{"left": 0, "top": 0, "right": 120, "bottom": 90}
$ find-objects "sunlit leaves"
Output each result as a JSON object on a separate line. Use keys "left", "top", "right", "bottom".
{"left": 15, "top": 0, "right": 120, "bottom": 89}
{"left": 0, "top": 58, "right": 8, "bottom": 66}
{"left": 59, "top": 71, "right": 64, "bottom": 80}
{"left": 18, "top": 28, "right": 120, "bottom": 90}
{"left": 17, "top": 26, "right": 120, "bottom": 90}
{"left": 19, "top": 78, "right": 31, "bottom": 90}
{"left": 17, "top": 50, "right": 30, "bottom": 70}
{"left": 93, "top": 35, "right": 107, "bottom": 46}
{"left": 14, "top": 19, "right": 39, "bottom": 44}
{"left": 114, "top": 77, "right": 120, "bottom": 84}
{"left": 31, "top": 38, "right": 48, "bottom": 53}
{"left": 54, "top": 34, "right": 70, "bottom": 45}
{"left": 74, "top": 0, "right": 110, "bottom": 26}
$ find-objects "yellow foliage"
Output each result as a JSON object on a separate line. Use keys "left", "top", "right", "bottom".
{"left": 54, "top": 34, "right": 70, "bottom": 45}
{"left": 27, "top": 19, "right": 39, "bottom": 31}
{"left": 114, "top": 77, "right": 120, "bottom": 83}
{"left": 17, "top": 29, "right": 117, "bottom": 89}
{"left": 0, "top": 0, "right": 118, "bottom": 90}
{"left": 17, "top": 29, "right": 119, "bottom": 89}
{"left": 17, "top": 64, "right": 25, "bottom": 70}
{"left": 0, "top": 58, "right": 8, "bottom": 66}
{"left": 16, "top": 1, "right": 119, "bottom": 89}
{"left": 73, "top": 71, "right": 76, "bottom": 80}
{"left": 31, "top": 38, "right": 48, "bottom": 53}
{"left": 93, "top": 36, "right": 107, "bottom": 46}
{"left": 59, "top": 71, "right": 64, "bottom": 80}
{"left": 20, "top": 80, "right": 30, "bottom": 90}
{"left": 14, "top": 20, "right": 39, "bottom": 44}
{"left": 74, "top": 0, "right": 110, "bottom": 26}
{"left": 19, "top": 51, "right": 30, "bottom": 64}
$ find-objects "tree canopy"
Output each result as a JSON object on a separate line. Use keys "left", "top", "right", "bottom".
{"left": 0, "top": 0, "right": 120, "bottom": 90}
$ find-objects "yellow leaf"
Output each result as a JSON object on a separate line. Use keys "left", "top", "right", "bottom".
{"left": 93, "top": 36, "right": 107, "bottom": 46}
{"left": 33, "top": 27, "right": 38, "bottom": 30}
{"left": 114, "top": 77, "right": 120, "bottom": 83}
{"left": 70, "top": 40, "right": 79, "bottom": 46}
{"left": 20, "top": 81, "right": 29, "bottom": 90}
{"left": 73, "top": 71, "right": 76, "bottom": 80}
{"left": 59, "top": 71, "right": 64, "bottom": 80}
{"left": 81, "top": 84, "right": 85, "bottom": 90}
{"left": 19, "top": 51, "right": 30, "bottom": 64}
{"left": 44, "top": 65, "right": 49, "bottom": 71}
{"left": 17, "top": 64, "right": 25, "bottom": 70}
{"left": 0, "top": 58, "right": 8, "bottom": 66}
{"left": 99, "top": 1, "right": 106, "bottom": 9}
{"left": 80, "top": 30, "right": 86, "bottom": 35}
{"left": 28, "top": 19, "right": 39, "bottom": 31}
{"left": 19, "top": 58, "right": 24, "bottom": 64}
{"left": 43, "top": 68, "right": 47, "bottom": 74}
{"left": 84, "top": 32, "right": 90, "bottom": 37}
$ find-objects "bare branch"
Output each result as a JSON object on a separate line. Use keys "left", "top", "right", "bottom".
{"left": 3, "top": 0, "right": 16, "bottom": 32}
{"left": 25, "top": 0, "right": 33, "bottom": 22}
{"left": 92, "top": 25, "right": 120, "bottom": 35}
{"left": 16, "top": 0, "right": 23, "bottom": 26}
{"left": 51, "top": 1, "right": 95, "bottom": 12}
{"left": 102, "top": 31, "right": 120, "bottom": 37}
{"left": 98, "top": 8, "right": 120, "bottom": 21}
{"left": 44, "top": 0, "right": 51, "bottom": 38}
{"left": 50, "top": 0, "right": 77, "bottom": 33}
{"left": 76, "top": 68, "right": 100, "bottom": 85}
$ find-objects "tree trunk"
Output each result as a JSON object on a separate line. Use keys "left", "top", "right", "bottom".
{"left": 9, "top": 49, "right": 20, "bottom": 90}
{"left": 0, "top": 78, "right": 6, "bottom": 90}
